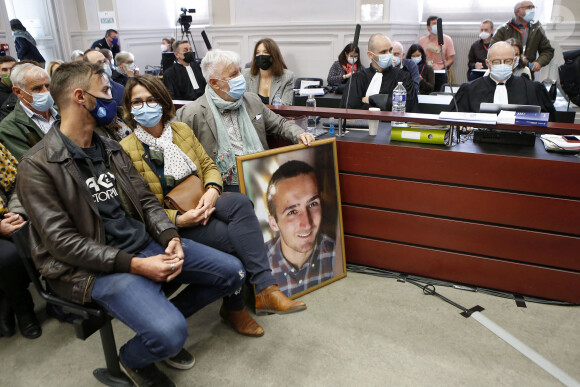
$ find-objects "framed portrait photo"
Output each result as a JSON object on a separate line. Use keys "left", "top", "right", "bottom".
{"left": 237, "top": 138, "right": 346, "bottom": 299}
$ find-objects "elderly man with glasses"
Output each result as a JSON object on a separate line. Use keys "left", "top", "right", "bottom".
{"left": 491, "top": 1, "right": 554, "bottom": 75}
{"left": 450, "top": 41, "right": 555, "bottom": 120}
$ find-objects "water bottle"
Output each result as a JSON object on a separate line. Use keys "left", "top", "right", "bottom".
{"left": 306, "top": 94, "right": 316, "bottom": 133}
{"left": 272, "top": 94, "right": 282, "bottom": 108}
{"left": 392, "top": 81, "right": 407, "bottom": 127}
{"left": 329, "top": 117, "right": 335, "bottom": 136}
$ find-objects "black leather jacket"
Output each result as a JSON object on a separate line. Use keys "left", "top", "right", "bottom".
{"left": 16, "top": 124, "right": 178, "bottom": 304}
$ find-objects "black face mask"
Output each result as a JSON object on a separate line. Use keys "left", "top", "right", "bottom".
{"left": 183, "top": 51, "right": 195, "bottom": 64}
{"left": 255, "top": 54, "right": 272, "bottom": 70}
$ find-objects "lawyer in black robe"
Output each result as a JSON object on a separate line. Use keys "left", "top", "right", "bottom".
{"left": 162, "top": 61, "right": 207, "bottom": 102}
{"left": 340, "top": 65, "right": 418, "bottom": 112}
{"left": 451, "top": 75, "right": 556, "bottom": 121}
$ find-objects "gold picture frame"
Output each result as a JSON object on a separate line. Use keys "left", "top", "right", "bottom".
{"left": 236, "top": 138, "right": 346, "bottom": 299}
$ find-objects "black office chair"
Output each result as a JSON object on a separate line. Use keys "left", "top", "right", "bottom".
{"left": 12, "top": 222, "right": 131, "bottom": 387}
{"left": 294, "top": 77, "right": 324, "bottom": 89}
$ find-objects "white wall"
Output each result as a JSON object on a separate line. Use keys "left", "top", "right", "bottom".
{"left": 233, "top": 0, "right": 356, "bottom": 24}
{"left": 4, "top": 0, "right": 577, "bottom": 89}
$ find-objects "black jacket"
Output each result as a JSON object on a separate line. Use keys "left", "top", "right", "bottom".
{"left": 451, "top": 75, "right": 556, "bottom": 121}
{"left": 91, "top": 37, "right": 120, "bottom": 57}
{"left": 14, "top": 37, "right": 45, "bottom": 63}
{"left": 0, "top": 81, "right": 12, "bottom": 107}
{"left": 467, "top": 40, "right": 490, "bottom": 72}
{"left": 340, "top": 65, "right": 418, "bottom": 112}
{"left": 163, "top": 62, "right": 207, "bottom": 101}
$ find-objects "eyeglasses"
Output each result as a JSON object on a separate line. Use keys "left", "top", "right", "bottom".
{"left": 518, "top": 5, "right": 535, "bottom": 10}
{"left": 490, "top": 58, "right": 514, "bottom": 65}
{"left": 130, "top": 98, "right": 160, "bottom": 109}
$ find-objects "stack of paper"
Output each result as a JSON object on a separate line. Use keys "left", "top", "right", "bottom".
{"left": 540, "top": 134, "right": 580, "bottom": 152}
{"left": 298, "top": 88, "right": 325, "bottom": 96}
{"left": 438, "top": 111, "right": 497, "bottom": 125}
{"left": 497, "top": 111, "right": 549, "bottom": 127}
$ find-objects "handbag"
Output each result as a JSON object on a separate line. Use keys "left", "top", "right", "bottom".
{"left": 163, "top": 174, "right": 204, "bottom": 215}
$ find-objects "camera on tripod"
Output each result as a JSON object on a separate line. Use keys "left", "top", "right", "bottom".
{"left": 178, "top": 8, "right": 196, "bottom": 31}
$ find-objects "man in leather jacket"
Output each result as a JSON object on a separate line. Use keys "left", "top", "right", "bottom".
{"left": 16, "top": 62, "right": 245, "bottom": 386}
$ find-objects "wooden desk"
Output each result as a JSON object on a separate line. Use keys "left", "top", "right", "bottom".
{"left": 271, "top": 107, "right": 580, "bottom": 304}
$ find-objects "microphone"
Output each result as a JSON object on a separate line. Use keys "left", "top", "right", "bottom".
{"left": 437, "top": 18, "right": 444, "bottom": 46}
{"left": 352, "top": 24, "right": 361, "bottom": 49}
{"left": 435, "top": 18, "right": 458, "bottom": 112}
{"left": 201, "top": 30, "right": 212, "bottom": 50}
{"left": 344, "top": 24, "right": 362, "bottom": 130}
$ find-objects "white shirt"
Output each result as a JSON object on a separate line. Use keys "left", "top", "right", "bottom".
{"left": 365, "top": 72, "right": 383, "bottom": 97}
{"left": 491, "top": 76, "right": 511, "bottom": 105}
{"left": 183, "top": 63, "right": 200, "bottom": 90}
{"left": 20, "top": 102, "right": 58, "bottom": 135}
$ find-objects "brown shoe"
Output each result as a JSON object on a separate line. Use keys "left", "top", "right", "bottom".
{"left": 219, "top": 304, "right": 264, "bottom": 337}
{"left": 255, "top": 285, "right": 307, "bottom": 316}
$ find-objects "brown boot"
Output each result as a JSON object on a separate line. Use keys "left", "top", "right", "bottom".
{"left": 219, "top": 303, "right": 264, "bottom": 337}
{"left": 255, "top": 285, "right": 307, "bottom": 316}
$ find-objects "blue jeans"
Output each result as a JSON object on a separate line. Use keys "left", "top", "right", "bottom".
{"left": 91, "top": 238, "right": 245, "bottom": 368}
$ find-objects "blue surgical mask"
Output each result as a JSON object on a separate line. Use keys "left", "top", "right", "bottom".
{"left": 431, "top": 25, "right": 438, "bottom": 35}
{"left": 131, "top": 104, "right": 163, "bottom": 128}
{"left": 393, "top": 56, "right": 401, "bottom": 67}
{"left": 22, "top": 89, "right": 54, "bottom": 112}
{"left": 222, "top": 74, "right": 246, "bottom": 100}
{"left": 128, "top": 64, "right": 136, "bottom": 71}
{"left": 111, "top": 37, "right": 119, "bottom": 45}
{"left": 514, "top": 57, "right": 520, "bottom": 68}
{"left": 523, "top": 9, "right": 535, "bottom": 22}
{"left": 84, "top": 91, "right": 117, "bottom": 126}
{"left": 370, "top": 52, "right": 393, "bottom": 69}
{"left": 411, "top": 56, "right": 422, "bottom": 65}
{"left": 490, "top": 64, "right": 513, "bottom": 82}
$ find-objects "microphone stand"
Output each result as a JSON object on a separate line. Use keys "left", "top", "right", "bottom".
{"left": 440, "top": 49, "right": 460, "bottom": 144}
{"left": 439, "top": 49, "right": 458, "bottom": 112}
{"left": 341, "top": 64, "right": 357, "bottom": 137}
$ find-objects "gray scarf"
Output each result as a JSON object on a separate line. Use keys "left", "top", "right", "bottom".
{"left": 204, "top": 85, "right": 263, "bottom": 183}
{"left": 13, "top": 30, "right": 37, "bottom": 46}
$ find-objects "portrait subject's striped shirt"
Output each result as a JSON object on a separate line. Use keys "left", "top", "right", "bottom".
{"left": 266, "top": 233, "right": 335, "bottom": 297}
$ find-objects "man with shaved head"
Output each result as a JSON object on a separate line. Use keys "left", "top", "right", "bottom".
{"left": 451, "top": 41, "right": 555, "bottom": 119}
{"left": 340, "top": 33, "right": 417, "bottom": 112}
{"left": 491, "top": 1, "right": 553, "bottom": 76}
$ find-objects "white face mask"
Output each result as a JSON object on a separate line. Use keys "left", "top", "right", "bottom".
{"left": 347, "top": 56, "right": 357, "bottom": 65}
{"left": 411, "top": 56, "right": 422, "bottom": 64}
{"left": 479, "top": 31, "right": 491, "bottom": 40}
{"left": 161, "top": 44, "right": 168, "bottom": 52}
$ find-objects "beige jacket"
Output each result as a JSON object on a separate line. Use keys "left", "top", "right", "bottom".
{"left": 242, "top": 68, "right": 295, "bottom": 105}
{"left": 175, "top": 92, "right": 304, "bottom": 161}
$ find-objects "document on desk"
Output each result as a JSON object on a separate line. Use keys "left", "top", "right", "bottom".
{"left": 497, "top": 111, "right": 549, "bottom": 127}
{"left": 298, "top": 88, "right": 325, "bottom": 96}
{"left": 300, "top": 80, "right": 321, "bottom": 89}
{"left": 540, "top": 134, "right": 580, "bottom": 152}
{"left": 438, "top": 111, "right": 497, "bottom": 125}
{"left": 418, "top": 94, "right": 453, "bottom": 105}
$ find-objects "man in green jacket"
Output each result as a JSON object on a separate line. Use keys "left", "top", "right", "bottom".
{"left": 490, "top": 1, "right": 554, "bottom": 75}
{"left": 0, "top": 63, "right": 58, "bottom": 160}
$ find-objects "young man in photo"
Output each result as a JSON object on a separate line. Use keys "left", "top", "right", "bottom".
{"left": 265, "top": 160, "right": 336, "bottom": 297}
